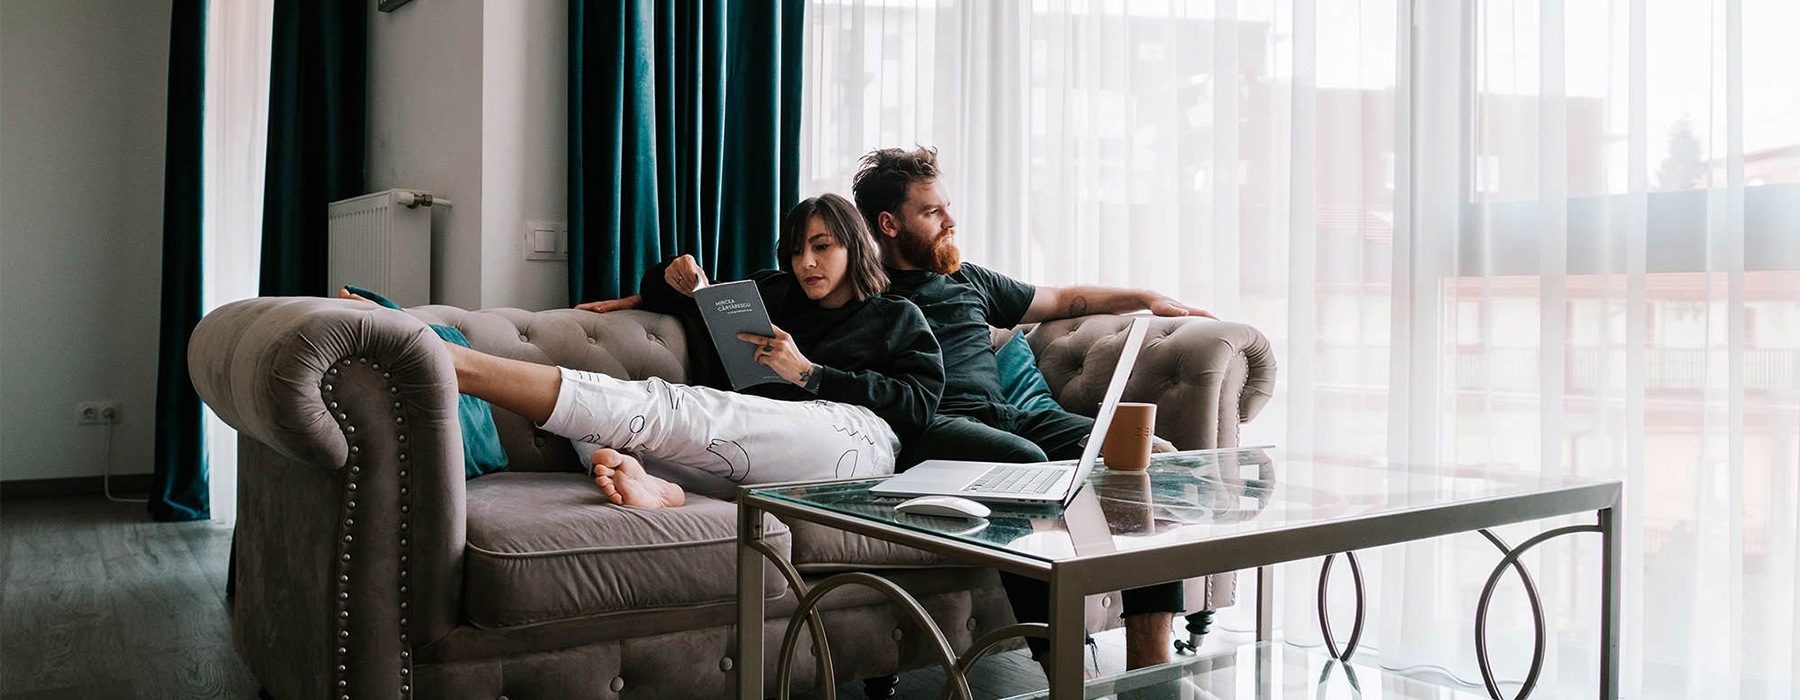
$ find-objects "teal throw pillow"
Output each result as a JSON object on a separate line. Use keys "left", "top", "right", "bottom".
{"left": 346, "top": 285, "right": 509, "bottom": 479}
{"left": 995, "top": 332, "right": 1063, "bottom": 413}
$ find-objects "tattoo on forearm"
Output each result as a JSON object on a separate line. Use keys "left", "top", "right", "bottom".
{"left": 797, "top": 366, "right": 813, "bottom": 387}
{"left": 1068, "top": 296, "right": 1090, "bottom": 317}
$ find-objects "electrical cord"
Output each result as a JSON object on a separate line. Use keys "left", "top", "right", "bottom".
{"left": 102, "top": 419, "right": 146, "bottom": 504}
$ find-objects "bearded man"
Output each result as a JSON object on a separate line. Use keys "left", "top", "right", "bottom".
{"left": 851, "top": 146, "right": 1216, "bottom": 674}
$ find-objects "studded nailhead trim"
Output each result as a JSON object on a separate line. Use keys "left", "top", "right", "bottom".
{"left": 323, "top": 355, "right": 415, "bottom": 699}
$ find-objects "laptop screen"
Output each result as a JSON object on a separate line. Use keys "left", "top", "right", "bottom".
{"left": 1070, "top": 318, "right": 1151, "bottom": 476}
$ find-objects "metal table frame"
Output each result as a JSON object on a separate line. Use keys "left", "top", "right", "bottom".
{"left": 736, "top": 474, "right": 1622, "bottom": 700}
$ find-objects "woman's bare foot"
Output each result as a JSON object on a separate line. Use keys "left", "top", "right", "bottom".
{"left": 338, "top": 288, "right": 373, "bottom": 303}
{"left": 591, "top": 448, "right": 686, "bottom": 509}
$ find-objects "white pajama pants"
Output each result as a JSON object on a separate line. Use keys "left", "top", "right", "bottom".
{"left": 540, "top": 368, "right": 900, "bottom": 485}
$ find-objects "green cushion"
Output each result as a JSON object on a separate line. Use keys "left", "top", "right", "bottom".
{"left": 995, "top": 332, "right": 1062, "bottom": 413}
{"left": 347, "top": 286, "right": 509, "bottom": 479}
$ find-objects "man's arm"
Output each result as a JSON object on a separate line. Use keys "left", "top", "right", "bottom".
{"left": 575, "top": 294, "right": 643, "bottom": 313}
{"left": 1019, "top": 285, "right": 1216, "bottom": 325}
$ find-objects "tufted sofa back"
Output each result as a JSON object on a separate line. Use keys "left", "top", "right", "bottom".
{"left": 403, "top": 307, "right": 697, "bottom": 473}
{"left": 402, "top": 306, "right": 1274, "bottom": 473}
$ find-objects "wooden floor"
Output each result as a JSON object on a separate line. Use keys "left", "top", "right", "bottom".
{"left": 0, "top": 496, "right": 1176, "bottom": 699}
{"left": 1, "top": 496, "right": 255, "bottom": 699}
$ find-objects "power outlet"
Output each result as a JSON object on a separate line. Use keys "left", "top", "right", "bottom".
{"left": 76, "top": 400, "right": 121, "bottom": 425}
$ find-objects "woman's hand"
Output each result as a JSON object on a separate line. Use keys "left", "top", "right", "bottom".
{"left": 737, "top": 325, "right": 815, "bottom": 388}
{"left": 575, "top": 294, "right": 642, "bottom": 313}
{"left": 664, "top": 254, "right": 710, "bottom": 298}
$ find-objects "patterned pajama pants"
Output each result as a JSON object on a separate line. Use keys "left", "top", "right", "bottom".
{"left": 539, "top": 368, "right": 900, "bottom": 486}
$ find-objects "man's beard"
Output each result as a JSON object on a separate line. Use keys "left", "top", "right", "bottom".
{"left": 898, "top": 227, "right": 961, "bottom": 275}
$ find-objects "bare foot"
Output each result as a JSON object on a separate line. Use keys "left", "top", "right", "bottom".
{"left": 338, "top": 288, "right": 374, "bottom": 304}
{"left": 591, "top": 448, "right": 686, "bottom": 508}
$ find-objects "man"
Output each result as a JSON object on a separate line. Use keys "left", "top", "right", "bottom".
{"left": 851, "top": 146, "right": 1214, "bottom": 675}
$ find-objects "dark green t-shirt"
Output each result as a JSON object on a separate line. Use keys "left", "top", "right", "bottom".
{"left": 884, "top": 264, "right": 1036, "bottom": 414}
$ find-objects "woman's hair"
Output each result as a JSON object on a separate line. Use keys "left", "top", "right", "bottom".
{"left": 851, "top": 146, "right": 939, "bottom": 235}
{"left": 778, "top": 193, "right": 890, "bottom": 302}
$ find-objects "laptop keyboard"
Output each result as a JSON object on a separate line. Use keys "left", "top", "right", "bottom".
{"left": 963, "top": 466, "right": 1061, "bottom": 495}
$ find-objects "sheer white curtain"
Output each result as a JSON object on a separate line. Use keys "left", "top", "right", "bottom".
{"left": 800, "top": 1, "right": 1799, "bottom": 697}
{"left": 202, "top": 0, "right": 274, "bottom": 523}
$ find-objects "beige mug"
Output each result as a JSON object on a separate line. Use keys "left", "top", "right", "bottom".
{"left": 1100, "top": 402, "right": 1157, "bottom": 471}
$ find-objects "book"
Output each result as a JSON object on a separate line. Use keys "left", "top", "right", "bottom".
{"left": 692, "top": 279, "right": 786, "bottom": 390}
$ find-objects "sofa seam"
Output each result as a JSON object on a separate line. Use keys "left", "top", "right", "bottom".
{"left": 464, "top": 528, "right": 791, "bottom": 559}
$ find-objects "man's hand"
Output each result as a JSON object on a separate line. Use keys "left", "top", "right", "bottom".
{"left": 575, "top": 294, "right": 643, "bottom": 314}
{"left": 1146, "top": 293, "right": 1216, "bottom": 319}
{"left": 737, "top": 325, "right": 815, "bottom": 388}
{"left": 664, "top": 254, "right": 709, "bottom": 297}
{"left": 1024, "top": 285, "right": 1219, "bottom": 324}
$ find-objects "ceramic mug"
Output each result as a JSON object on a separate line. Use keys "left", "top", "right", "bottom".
{"left": 1100, "top": 402, "right": 1157, "bottom": 471}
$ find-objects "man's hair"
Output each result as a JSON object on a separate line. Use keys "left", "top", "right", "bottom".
{"left": 778, "top": 193, "right": 889, "bottom": 302}
{"left": 851, "top": 146, "right": 940, "bottom": 236}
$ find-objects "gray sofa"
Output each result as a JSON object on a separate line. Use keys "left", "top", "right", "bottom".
{"left": 188, "top": 297, "right": 1275, "bottom": 699}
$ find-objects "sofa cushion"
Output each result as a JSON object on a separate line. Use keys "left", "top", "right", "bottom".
{"left": 995, "top": 331, "right": 1063, "bottom": 413}
{"left": 464, "top": 472, "right": 790, "bottom": 628}
{"left": 345, "top": 284, "right": 509, "bottom": 478}
{"left": 786, "top": 517, "right": 960, "bottom": 572}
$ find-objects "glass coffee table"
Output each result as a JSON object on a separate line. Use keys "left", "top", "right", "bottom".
{"left": 735, "top": 447, "right": 1622, "bottom": 700}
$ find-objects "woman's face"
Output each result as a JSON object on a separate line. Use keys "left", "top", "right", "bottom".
{"left": 792, "top": 215, "right": 854, "bottom": 308}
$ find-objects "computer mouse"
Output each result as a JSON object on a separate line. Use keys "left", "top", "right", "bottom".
{"left": 893, "top": 495, "right": 991, "bottom": 519}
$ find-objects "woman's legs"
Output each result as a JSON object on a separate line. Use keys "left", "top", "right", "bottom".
{"left": 443, "top": 344, "right": 561, "bottom": 423}
{"left": 444, "top": 347, "right": 899, "bottom": 508}
{"left": 442, "top": 345, "right": 686, "bottom": 507}
{"left": 544, "top": 368, "right": 899, "bottom": 486}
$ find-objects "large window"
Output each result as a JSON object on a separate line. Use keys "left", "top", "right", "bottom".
{"left": 801, "top": 1, "right": 1799, "bottom": 696}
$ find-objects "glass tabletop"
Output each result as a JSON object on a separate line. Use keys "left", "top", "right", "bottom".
{"left": 997, "top": 642, "right": 1486, "bottom": 700}
{"left": 749, "top": 446, "right": 1618, "bottom": 563}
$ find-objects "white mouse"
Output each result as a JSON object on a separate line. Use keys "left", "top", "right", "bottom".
{"left": 894, "top": 495, "right": 991, "bottom": 519}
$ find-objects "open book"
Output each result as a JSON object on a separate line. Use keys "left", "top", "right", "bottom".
{"left": 692, "top": 279, "right": 786, "bottom": 390}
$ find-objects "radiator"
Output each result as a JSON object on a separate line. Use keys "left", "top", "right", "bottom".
{"left": 327, "top": 189, "right": 439, "bottom": 307}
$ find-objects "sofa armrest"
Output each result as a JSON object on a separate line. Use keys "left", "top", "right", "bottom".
{"left": 1027, "top": 315, "right": 1276, "bottom": 449}
{"left": 189, "top": 296, "right": 465, "bottom": 699}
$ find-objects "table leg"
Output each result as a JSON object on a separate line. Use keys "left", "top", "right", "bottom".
{"left": 1600, "top": 506, "right": 1621, "bottom": 700}
{"left": 1256, "top": 565, "right": 1275, "bottom": 643}
{"left": 739, "top": 501, "right": 766, "bottom": 700}
{"left": 1047, "top": 578, "right": 1085, "bottom": 700}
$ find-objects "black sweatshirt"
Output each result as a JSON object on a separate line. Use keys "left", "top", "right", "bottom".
{"left": 638, "top": 259, "right": 944, "bottom": 440}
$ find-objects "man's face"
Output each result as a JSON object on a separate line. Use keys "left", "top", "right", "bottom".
{"left": 889, "top": 180, "right": 960, "bottom": 274}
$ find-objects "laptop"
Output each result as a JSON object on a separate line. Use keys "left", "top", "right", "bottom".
{"left": 872, "top": 317, "right": 1152, "bottom": 506}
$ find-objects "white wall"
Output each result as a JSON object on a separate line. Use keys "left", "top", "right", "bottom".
{"left": 368, "top": 0, "right": 567, "bottom": 311}
{"left": 1, "top": 0, "right": 175, "bottom": 482}
{"left": 479, "top": 0, "right": 568, "bottom": 311}
{"left": 366, "top": 0, "right": 484, "bottom": 309}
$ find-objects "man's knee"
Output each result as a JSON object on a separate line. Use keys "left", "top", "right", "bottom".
{"left": 989, "top": 440, "right": 1048, "bottom": 463}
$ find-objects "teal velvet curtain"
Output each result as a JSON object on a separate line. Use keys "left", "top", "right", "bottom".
{"left": 568, "top": 0, "right": 805, "bottom": 302}
{"left": 151, "top": 0, "right": 209, "bottom": 522}
{"left": 260, "top": 0, "right": 366, "bottom": 297}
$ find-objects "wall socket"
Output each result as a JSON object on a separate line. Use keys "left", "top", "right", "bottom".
{"left": 76, "top": 400, "right": 121, "bottom": 425}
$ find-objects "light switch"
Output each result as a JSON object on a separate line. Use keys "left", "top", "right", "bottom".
{"left": 525, "top": 220, "right": 569, "bottom": 261}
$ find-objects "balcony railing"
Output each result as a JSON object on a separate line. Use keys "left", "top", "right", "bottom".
{"left": 1313, "top": 345, "right": 1799, "bottom": 393}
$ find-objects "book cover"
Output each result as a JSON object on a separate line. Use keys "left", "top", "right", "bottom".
{"left": 692, "top": 279, "right": 786, "bottom": 390}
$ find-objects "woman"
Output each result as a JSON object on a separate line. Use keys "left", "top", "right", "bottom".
{"left": 418, "top": 193, "right": 942, "bottom": 509}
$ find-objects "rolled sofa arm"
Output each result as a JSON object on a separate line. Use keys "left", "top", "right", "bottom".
{"left": 1026, "top": 315, "right": 1276, "bottom": 450}
{"left": 189, "top": 296, "right": 466, "bottom": 700}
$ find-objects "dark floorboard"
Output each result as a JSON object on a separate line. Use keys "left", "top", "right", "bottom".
{"left": 2, "top": 495, "right": 1195, "bottom": 699}
{"left": 1, "top": 497, "right": 256, "bottom": 700}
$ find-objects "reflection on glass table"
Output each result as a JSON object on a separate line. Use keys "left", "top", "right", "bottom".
{"left": 756, "top": 447, "right": 1280, "bottom": 561}
{"left": 999, "top": 642, "right": 1484, "bottom": 700}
